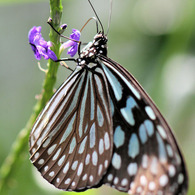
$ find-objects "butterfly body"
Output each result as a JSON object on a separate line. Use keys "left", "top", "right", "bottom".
{"left": 29, "top": 32, "right": 188, "bottom": 195}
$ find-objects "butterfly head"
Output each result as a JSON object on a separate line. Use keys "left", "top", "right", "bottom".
{"left": 79, "top": 33, "right": 107, "bottom": 65}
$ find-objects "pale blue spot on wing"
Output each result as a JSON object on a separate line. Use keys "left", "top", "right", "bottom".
{"left": 114, "top": 126, "right": 125, "bottom": 148}
{"left": 84, "top": 123, "right": 88, "bottom": 134}
{"left": 59, "top": 112, "right": 76, "bottom": 144}
{"left": 157, "top": 125, "right": 167, "bottom": 139}
{"left": 156, "top": 132, "right": 167, "bottom": 163}
{"left": 139, "top": 124, "right": 148, "bottom": 144}
{"left": 126, "top": 82, "right": 141, "bottom": 100}
{"left": 69, "top": 137, "right": 76, "bottom": 154}
{"left": 97, "top": 105, "right": 104, "bottom": 127}
{"left": 89, "top": 73, "right": 95, "bottom": 121}
{"left": 112, "top": 153, "right": 122, "bottom": 169}
{"left": 166, "top": 144, "right": 173, "bottom": 157}
{"left": 78, "top": 136, "right": 88, "bottom": 154}
{"left": 110, "top": 98, "right": 114, "bottom": 116}
{"left": 120, "top": 96, "right": 138, "bottom": 126}
{"left": 128, "top": 133, "right": 140, "bottom": 159}
{"left": 94, "top": 75, "right": 110, "bottom": 121}
{"left": 79, "top": 76, "right": 89, "bottom": 138}
{"left": 102, "top": 63, "right": 123, "bottom": 101}
{"left": 90, "top": 123, "right": 96, "bottom": 148}
{"left": 145, "top": 106, "right": 156, "bottom": 120}
{"left": 127, "top": 162, "right": 138, "bottom": 176}
{"left": 144, "top": 119, "right": 154, "bottom": 137}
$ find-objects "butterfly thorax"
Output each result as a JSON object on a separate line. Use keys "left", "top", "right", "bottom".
{"left": 78, "top": 33, "right": 107, "bottom": 65}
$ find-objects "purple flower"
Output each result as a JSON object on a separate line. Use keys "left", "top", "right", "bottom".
{"left": 28, "top": 26, "right": 57, "bottom": 61}
{"left": 61, "top": 29, "right": 81, "bottom": 57}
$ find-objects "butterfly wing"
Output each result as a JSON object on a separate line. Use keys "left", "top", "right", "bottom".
{"left": 98, "top": 55, "right": 188, "bottom": 195}
{"left": 29, "top": 65, "right": 113, "bottom": 191}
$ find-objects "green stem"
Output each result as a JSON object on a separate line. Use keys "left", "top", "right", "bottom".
{"left": 0, "top": 0, "right": 63, "bottom": 192}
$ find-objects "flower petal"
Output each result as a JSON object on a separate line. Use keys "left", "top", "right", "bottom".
{"left": 67, "top": 43, "right": 78, "bottom": 57}
{"left": 28, "top": 26, "right": 58, "bottom": 61}
{"left": 47, "top": 49, "right": 58, "bottom": 61}
{"left": 70, "top": 29, "right": 81, "bottom": 41}
{"left": 60, "top": 29, "right": 81, "bottom": 57}
{"left": 61, "top": 40, "right": 74, "bottom": 49}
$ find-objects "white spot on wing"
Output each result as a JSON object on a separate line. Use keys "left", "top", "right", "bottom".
{"left": 99, "top": 138, "right": 104, "bottom": 155}
{"left": 101, "top": 63, "right": 123, "bottom": 101}
{"left": 52, "top": 148, "right": 61, "bottom": 161}
{"left": 49, "top": 171, "right": 55, "bottom": 177}
{"left": 44, "top": 166, "right": 48, "bottom": 172}
{"left": 63, "top": 162, "right": 70, "bottom": 174}
{"left": 114, "top": 126, "right": 125, "bottom": 148}
{"left": 92, "top": 151, "right": 98, "bottom": 166}
{"left": 149, "top": 181, "right": 156, "bottom": 191}
{"left": 121, "top": 178, "right": 128, "bottom": 186}
{"left": 127, "top": 162, "right": 137, "bottom": 176}
{"left": 168, "top": 165, "right": 176, "bottom": 177}
{"left": 60, "top": 113, "right": 77, "bottom": 144}
{"left": 78, "top": 136, "right": 88, "bottom": 154}
{"left": 89, "top": 175, "right": 94, "bottom": 182}
{"left": 104, "top": 132, "right": 110, "bottom": 150}
{"left": 120, "top": 96, "right": 138, "bottom": 126}
{"left": 69, "top": 136, "right": 76, "bottom": 154}
{"left": 47, "top": 144, "right": 57, "bottom": 155}
{"left": 98, "top": 164, "right": 103, "bottom": 176}
{"left": 72, "top": 161, "right": 78, "bottom": 170}
{"left": 77, "top": 163, "right": 83, "bottom": 176}
{"left": 38, "top": 159, "right": 44, "bottom": 165}
{"left": 157, "top": 125, "right": 167, "bottom": 139}
{"left": 140, "top": 175, "right": 147, "bottom": 186}
{"left": 65, "top": 178, "right": 71, "bottom": 185}
{"left": 107, "top": 174, "right": 113, "bottom": 181}
{"left": 142, "top": 154, "right": 148, "bottom": 168}
{"left": 128, "top": 133, "right": 140, "bottom": 159}
{"left": 85, "top": 154, "right": 90, "bottom": 165}
{"left": 159, "top": 174, "right": 168, "bottom": 187}
{"left": 90, "top": 123, "right": 96, "bottom": 148}
{"left": 58, "top": 155, "right": 66, "bottom": 166}
{"left": 82, "top": 174, "right": 87, "bottom": 181}
{"left": 145, "top": 106, "right": 156, "bottom": 120}
{"left": 112, "top": 153, "right": 121, "bottom": 169}
{"left": 97, "top": 105, "right": 104, "bottom": 127}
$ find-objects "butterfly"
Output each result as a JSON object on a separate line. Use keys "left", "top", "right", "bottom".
{"left": 29, "top": 3, "right": 188, "bottom": 195}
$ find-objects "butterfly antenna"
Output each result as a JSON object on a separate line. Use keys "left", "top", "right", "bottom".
{"left": 106, "top": 0, "right": 113, "bottom": 36}
{"left": 80, "top": 17, "right": 99, "bottom": 33}
{"left": 88, "top": 0, "right": 104, "bottom": 34}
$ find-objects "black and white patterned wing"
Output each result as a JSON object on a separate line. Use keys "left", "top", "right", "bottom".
{"left": 98, "top": 55, "right": 188, "bottom": 195}
{"left": 29, "top": 65, "right": 113, "bottom": 191}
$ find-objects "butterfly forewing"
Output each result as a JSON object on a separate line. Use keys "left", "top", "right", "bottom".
{"left": 98, "top": 56, "right": 188, "bottom": 195}
{"left": 29, "top": 65, "right": 113, "bottom": 191}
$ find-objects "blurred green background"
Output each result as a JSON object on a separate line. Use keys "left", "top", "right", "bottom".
{"left": 0, "top": 0, "right": 194, "bottom": 194}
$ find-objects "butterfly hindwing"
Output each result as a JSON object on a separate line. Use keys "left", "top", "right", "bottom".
{"left": 98, "top": 56, "right": 188, "bottom": 195}
{"left": 29, "top": 64, "right": 113, "bottom": 191}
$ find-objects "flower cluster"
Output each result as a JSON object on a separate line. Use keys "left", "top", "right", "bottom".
{"left": 28, "top": 26, "right": 80, "bottom": 61}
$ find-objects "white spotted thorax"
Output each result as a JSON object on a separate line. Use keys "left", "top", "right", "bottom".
{"left": 78, "top": 33, "right": 108, "bottom": 66}
{"left": 29, "top": 31, "right": 188, "bottom": 195}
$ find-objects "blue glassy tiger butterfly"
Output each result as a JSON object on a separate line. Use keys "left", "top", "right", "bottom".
{"left": 29, "top": 1, "right": 188, "bottom": 194}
